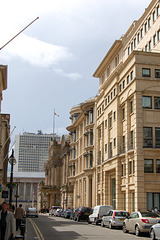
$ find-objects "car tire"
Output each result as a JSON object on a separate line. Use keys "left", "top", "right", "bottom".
{"left": 135, "top": 225, "right": 141, "bottom": 236}
{"left": 101, "top": 220, "right": 105, "bottom": 227}
{"left": 123, "top": 223, "right": 128, "bottom": 233}
{"left": 150, "top": 228, "right": 156, "bottom": 240}
{"left": 109, "top": 222, "right": 113, "bottom": 229}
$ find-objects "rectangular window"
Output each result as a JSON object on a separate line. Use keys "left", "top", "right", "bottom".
{"left": 122, "top": 164, "right": 124, "bottom": 176}
{"left": 142, "top": 68, "right": 151, "bottom": 77}
{"left": 108, "top": 95, "right": 110, "bottom": 103}
{"left": 131, "top": 71, "right": 133, "bottom": 80}
{"left": 105, "top": 143, "right": 107, "bottom": 152}
{"left": 155, "top": 128, "right": 160, "bottom": 148}
{"left": 130, "top": 101, "right": 133, "bottom": 113}
{"left": 153, "top": 34, "right": 157, "bottom": 45}
{"left": 145, "top": 22, "right": 148, "bottom": 33}
{"left": 123, "top": 80, "right": 125, "bottom": 89}
{"left": 114, "top": 138, "right": 116, "bottom": 147}
{"left": 90, "top": 109, "right": 93, "bottom": 123}
{"left": 120, "top": 84, "right": 122, "bottom": 92}
{"left": 142, "top": 96, "right": 152, "bottom": 108}
{"left": 132, "top": 193, "right": 135, "bottom": 211}
{"left": 157, "top": 5, "right": 160, "bottom": 16}
{"left": 111, "top": 92, "right": 113, "bottom": 100}
{"left": 149, "top": 40, "right": 152, "bottom": 51}
{"left": 90, "top": 129, "right": 93, "bottom": 146}
{"left": 105, "top": 119, "right": 107, "bottom": 128}
{"left": 144, "top": 159, "right": 154, "bottom": 173}
{"left": 123, "top": 136, "right": 125, "bottom": 153}
{"left": 154, "top": 97, "right": 160, "bottom": 109}
{"left": 148, "top": 18, "right": 151, "bottom": 28}
{"left": 128, "top": 46, "right": 130, "bottom": 55}
{"left": 110, "top": 142, "right": 112, "bottom": 157}
{"left": 156, "top": 159, "right": 160, "bottom": 173}
{"left": 153, "top": 11, "right": 156, "bottom": 22}
{"left": 145, "top": 45, "right": 148, "bottom": 52}
{"left": 127, "top": 75, "right": 129, "bottom": 84}
{"left": 131, "top": 131, "right": 133, "bottom": 149}
{"left": 158, "top": 29, "right": 160, "bottom": 41}
{"left": 113, "top": 111, "right": 116, "bottom": 120}
{"left": 114, "top": 88, "right": 116, "bottom": 96}
{"left": 155, "top": 69, "right": 160, "bottom": 78}
{"left": 109, "top": 116, "right": 112, "bottom": 128}
{"left": 134, "top": 38, "right": 136, "bottom": 48}
{"left": 131, "top": 42, "right": 133, "bottom": 51}
{"left": 143, "top": 127, "right": 153, "bottom": 148}
{"left": 122, "top": 108, "right": 125, "bottom": 120}
{"left": 137, "top": 33, "right": 140, "bottom": 43}
{"left": 105, "top": 98, "right": 107, "bottom": 106}
{"left": 129, "top": 161, "right": 132, "bottom": 174}
{"left": 141, "top": 28, "right": 143, "bottom": 38}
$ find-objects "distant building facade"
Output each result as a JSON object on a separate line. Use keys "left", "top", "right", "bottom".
{"left": 12, "top": 131, "right": 61, "bottom": 209}
{"left": 0, "top": 65, "right": 10, "bottom": 203}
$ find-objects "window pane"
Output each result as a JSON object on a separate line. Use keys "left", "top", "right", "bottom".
{"left": 154, "top": 97, "right": 160, "bottom": 109}
{"left": 155, "top": 128, "right": 160, "bottom": 148}
{"left": 155, "top": 69, "right": 160, "bottom": 78}
{"left": 147, "top": 193, "right": 153, "bottom": 211}
{"left": 144, "top": 159, "right": 153, "bottom": 173}
{"left": 143, "top": 127, "right": 153, "bottom": 147}
{"left": 156, "top": 160, "right": 160, "bottom": 173}
{"left": 142, "top": 68, "right": 150, "bottom": 77}
{"left": 143, "top": 96, "right": 152, "bottom": 108}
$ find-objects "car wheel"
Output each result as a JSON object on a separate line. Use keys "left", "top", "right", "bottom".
{"left": 109, "top": 222, "right": 113, "bottom": 229}
{"left": 101, "top": 220, "right": 105, "bottom": 227}
{"left": 135, "top": 225, "right": 141, "bottom": 236}
{"left": 123, "top": 223, "right": 128, "bottom": 233}
{"left": 150, "top": 228, "right": 156, "bottom": 240}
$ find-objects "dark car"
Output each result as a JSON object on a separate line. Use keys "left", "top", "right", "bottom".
{"left": 64, "top": 209, "right": 71, "bottom": 218}
{"left": 74, "top": 207, "right": 92, "bottom": 222}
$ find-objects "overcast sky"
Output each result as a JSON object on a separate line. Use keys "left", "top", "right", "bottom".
{"left": 0, "top": 0, "right": 151, "bottom": 142}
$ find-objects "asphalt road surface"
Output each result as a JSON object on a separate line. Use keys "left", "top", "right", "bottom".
{"left": 26, "top": 214, "right": 151, "bottom": 240}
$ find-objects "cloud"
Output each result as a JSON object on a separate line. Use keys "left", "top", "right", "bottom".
{"left": 0, "top": 33, "right": 73, "bottom": 68}
{"left": 53, "top": 68, "right": 82, "bottom": 81}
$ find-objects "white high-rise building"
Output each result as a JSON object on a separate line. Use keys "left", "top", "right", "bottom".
{"left": 14, "top": 131, "right": 60, "bottom": 173}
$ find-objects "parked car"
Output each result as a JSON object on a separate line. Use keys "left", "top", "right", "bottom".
{"left": 64, "top": 209, "right": 71, "bottom": 218}
{"left": 26, "top": 207, "right": 38, "bottom": 218}
{"left": 54, "top": 208, "right": 61, "bottom": 216}
{"left": 74, "top": 207, "right": 92, "bottom": 221}
{"left": 150, "top": 220, "right": 160, "bottom": 240}
{"left": 59, "top": 209, "right": 64, "bottom": 217}
{"left": 123, "top": 211, "right": 160, "bottom": 236}
{"left": 70, "top": 209, "right": 76, "bottom": 220}
{"left": 88, "top": 205, "right": 113, "bottom": 225}
{"left": 101, "top": 210, "right": 129, "bottom": 228}
{"left": 49, "top": 206, "right": 61, "bottom": 216}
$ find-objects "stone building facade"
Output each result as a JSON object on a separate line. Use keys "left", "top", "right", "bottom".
{"left": 0, "top": 65, "right": 10, "bottom": 203}
{"left": 42, "top": 0, "right": 160, "bottom": 213}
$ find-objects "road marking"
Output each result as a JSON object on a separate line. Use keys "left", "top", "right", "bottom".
{"left": 28, "top": 218, "right": 45, "bottom": 240}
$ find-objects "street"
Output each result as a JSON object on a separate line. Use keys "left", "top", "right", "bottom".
{"left": 26, "top": 214, "right": 151, "bottom": 240}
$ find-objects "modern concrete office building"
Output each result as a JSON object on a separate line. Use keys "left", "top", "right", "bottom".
{"left": 12, "top": 131, "right": 61, "bottom": 209}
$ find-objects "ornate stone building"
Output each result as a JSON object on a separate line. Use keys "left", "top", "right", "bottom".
{"left": 0, "top": 65, "right": 10, "bottom": 203}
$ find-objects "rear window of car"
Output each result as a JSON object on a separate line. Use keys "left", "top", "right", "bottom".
{"left": 141, "top": 212, "right": 160, "bottom": 217}
{"left": 115, "top": 212, "right": 129, "bottom": 217}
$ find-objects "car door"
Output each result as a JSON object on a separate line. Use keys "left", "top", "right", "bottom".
{"left": 104, "top": 211, "right": 111, "bottom": 226}
{"left": 154, "top": 223, "right": 160, "bottom": 239}
{"left": 125, "top": 212, "right": 138, "bottom": 231}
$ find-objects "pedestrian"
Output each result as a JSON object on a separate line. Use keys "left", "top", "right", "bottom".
{"left": 0, "top": 201, "right": 15, "bottom": 240}
{"left": 14, "top": 204, "right": 24, "bottom": 231}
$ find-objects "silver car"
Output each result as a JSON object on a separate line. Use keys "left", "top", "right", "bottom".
{"left": 123, "top": 212, "right": 160, "bottom": 236}
{"left": 101, "top": 210, "right": 129, "bottom": 228}
{"left": 26, "top": 207, "right": 38, "bottom": 218}
{"left": 150, "top": 220, "right": 160, "bottom": 240}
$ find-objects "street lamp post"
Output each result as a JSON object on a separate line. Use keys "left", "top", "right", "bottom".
{"left": 9, "top": 149, "right": 16, "bottom": 206}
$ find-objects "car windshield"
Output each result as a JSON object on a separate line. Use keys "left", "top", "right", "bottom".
{"left": 141, "top": 212, "right": 160, "bottom": 217}
{"left": 115, "top": 212, "right": 129, "bottom": 217}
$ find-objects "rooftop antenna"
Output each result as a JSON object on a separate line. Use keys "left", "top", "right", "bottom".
{"left": 0, "top": 17, "right": 39, "bottom": 50}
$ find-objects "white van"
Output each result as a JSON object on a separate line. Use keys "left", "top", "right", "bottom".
{"left": 88, "top": 205, "right": 113, "bottom": 225}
